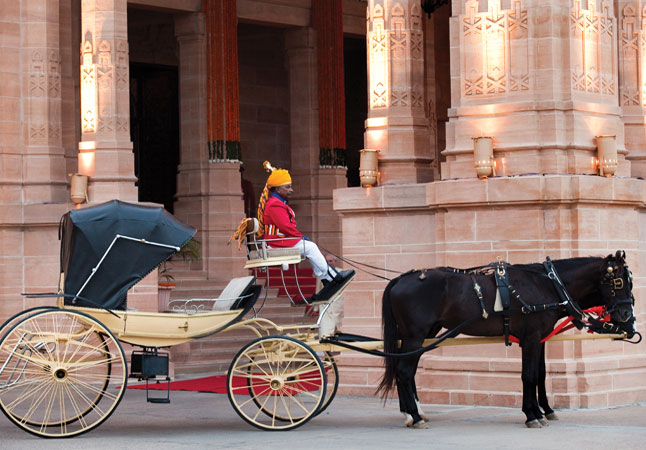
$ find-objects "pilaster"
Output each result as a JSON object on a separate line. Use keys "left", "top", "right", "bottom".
{"left": 366, "top": 0, "right": 432, "bottom": 184}
{"left": 617, "top": 0, "right": 646, "bottom": 177}
{"left": 80, "top": 0, "right": 137, "bottom": 202}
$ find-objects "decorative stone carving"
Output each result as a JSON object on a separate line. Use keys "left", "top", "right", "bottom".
{"left": 570, "top": 0, "right": 616, "bottom": 96}
{"left": 369, "top": 3, "right": 389, "bottom": 109}
{"left": 81, "top": 38, "right": 97, "bottom": 134}
{"left": 29, "top": 51, "right": 46, "bottom": 98}
{"left": 618, "top": 2, "right": 646, "bottom": 106}
{"left": 460, "top": 0, "right": 529, "bottom": 98}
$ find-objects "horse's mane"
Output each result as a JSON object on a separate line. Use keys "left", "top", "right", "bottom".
{"left": 433, "top": 256, "right": 607, "bottom": 277}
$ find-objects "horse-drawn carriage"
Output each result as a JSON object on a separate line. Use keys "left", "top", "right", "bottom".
{"left": 0, "top": 200, "right": 639, "bottom": 438}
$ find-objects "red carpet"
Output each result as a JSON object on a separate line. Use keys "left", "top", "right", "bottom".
{"left": 127, "top": 372, "right": 324, "bottom": 395}
{"left": 128, "top": 374, "right": 238, "bottom": 394}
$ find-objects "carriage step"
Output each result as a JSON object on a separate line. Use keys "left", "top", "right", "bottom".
{"left": 148, "top": 398, "right": 171, "bottom": 404}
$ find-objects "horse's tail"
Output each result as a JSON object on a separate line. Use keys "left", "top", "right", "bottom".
{"left": 376, "top": 276, "right": 401, "bottom": 399}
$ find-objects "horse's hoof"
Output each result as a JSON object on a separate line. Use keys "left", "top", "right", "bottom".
{"left": 412, "top": 420, "right": 429, "bottom": 429}
{"left": 402, "top": 413, "right": 414, "bottom": 427}
{"left": 525, "top": 419, "right": 542, "bottom": 428}
{"left": 545, "top": 412, "right": 559, "bottom": 421}
{"left": 537, "top": 417, "right": 549, "bottom": 426}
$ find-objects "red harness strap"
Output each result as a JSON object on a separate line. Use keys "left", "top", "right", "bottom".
{"left": 505, "top": 306, "right": 610, "bottom": 345}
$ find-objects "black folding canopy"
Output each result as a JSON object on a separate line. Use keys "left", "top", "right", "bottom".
{"left": 59, "top": 200, "right": 196, "bottom": 310}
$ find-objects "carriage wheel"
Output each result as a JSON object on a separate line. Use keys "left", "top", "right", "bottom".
{"left": 0, "top": 307, "right": 55, "bottom": 340}
{"left": 315, "top": 352, "right": 338, "bottom": 417}
{"left": 245, "top": 350, "right": 338, "bottom": 422}
{"left": 0, "top": 309, "right": 127, "bottom": 438}
{"left": 227, "top": 336, "right": 326, "bottom": 431}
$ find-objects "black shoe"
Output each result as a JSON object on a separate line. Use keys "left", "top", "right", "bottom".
{"left": 308, "top": 270, "right": 355, "bottom": 302}
{"left": 332, "top": 269, "right": 355, "bottom": 285}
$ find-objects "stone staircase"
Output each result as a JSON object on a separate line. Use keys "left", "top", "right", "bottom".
{"left": 168, "top": 267, "right": 319, "bottom": 378}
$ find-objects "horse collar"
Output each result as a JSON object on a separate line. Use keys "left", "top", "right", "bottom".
{"left": 542, "top": 257, "right": 586, "bottom": 328}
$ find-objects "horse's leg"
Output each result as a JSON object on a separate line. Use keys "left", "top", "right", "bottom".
{"left": 537, "top": 343, "right": 558, "bottom": 421}
{"left": 411, "top": 378, "right": 430, "bottom": 422}
{"left": 521, "top": 339, "right": 544, "bottom": 428}
{"left": 395, "top": 338, "right": 427, "bottom": 429}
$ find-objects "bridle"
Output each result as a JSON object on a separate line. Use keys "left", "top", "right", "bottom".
{"left": 599, "top": 255, "right": 635, "bottom": 322}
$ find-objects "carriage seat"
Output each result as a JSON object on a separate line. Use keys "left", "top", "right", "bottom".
{"left": 243, "top": 219, "right": 303, "bottom": 269}
{"left": 167, "top": 276, "right": 256, "bottom": 314}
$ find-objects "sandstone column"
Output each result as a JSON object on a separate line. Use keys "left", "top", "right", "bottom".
{"left": 79, "top": 0, "right": 137, "bottom": 202}
{"left": 366, "top": 0, "right": 432, "bottom": 184}
{"left": 284, "top": 27, "right": 346, "bottom": 253}
{"left": 174, "top": 11, "right": 245, "bottom": 283}
{"left": 616, "top": 0, "right": 646, "bottom": 177}
{"left": 0, "top": 0, "right": 69, "bottom": 321}
{"left": 444, "top": 0, "right": 625, "bottom": 178}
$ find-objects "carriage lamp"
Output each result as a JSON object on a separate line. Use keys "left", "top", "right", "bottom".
{"left": 70, "top": 173, "right": 88, "bottom": 205}
{"left": 596, "top": 135, "right": 618, "bottom": 177}
{"left": 473, "top": 136, "right": 495, "bottom": 179}
{"left": 359, "top": 149, "right": 380, "bottom": 187}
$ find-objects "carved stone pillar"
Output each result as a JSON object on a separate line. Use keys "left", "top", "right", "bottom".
{"left": 444, "top": 0, "right": 627, "bottom": 178}
{"left": 366, "top": 0, "right": 432, "bottom": 184}
{"left": 22, "top": 0, "right": 67, "bottom": 204}
{"left": 80, "top": 0, "right": 137, "bottom": 202}
{"left": 617, "top": 1, "right": 646, "bottom": 177}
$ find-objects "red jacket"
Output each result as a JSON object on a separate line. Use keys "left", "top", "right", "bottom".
{"left": 263, "top": 194, "right": 302, "bottom": 247}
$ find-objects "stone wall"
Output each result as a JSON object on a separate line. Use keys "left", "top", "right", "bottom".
{"left": 333, "top": 176, "right": 646, "bottom": 406}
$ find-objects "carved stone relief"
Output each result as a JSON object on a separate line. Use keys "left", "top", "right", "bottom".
{"left": 81, "top": 38, "right": 97, "bottom": 134}
{"left": 369, "top": 3, "right": 389, "bottom": 109}
{"left": 618, "top": 2, "right": 646, "bottom": 106}
{"left": 27, "top": 49, "right": 62, "bottom": 144}
{"left": 460, "top": 0, "right": 529, "bottom": 98}
{"left": 570, "top": 0, "right": 617, "bottom": 96}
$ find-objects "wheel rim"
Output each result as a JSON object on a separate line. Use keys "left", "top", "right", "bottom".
{"left": 227, "top": 336, "right": 325, "bottom": 430}
{"left": 0, "top": 310, "right": 127, "bottom": 438}
{"left": 315, "top": 352, "right": 338, "bottom": 417}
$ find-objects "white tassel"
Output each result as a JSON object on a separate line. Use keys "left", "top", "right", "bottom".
{"left": 263, "top": 160, "right": 275, "bottom": 172}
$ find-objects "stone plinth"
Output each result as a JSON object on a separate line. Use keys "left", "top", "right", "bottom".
{"left": 333, "top": 175, "right": 646, "bottom": 407}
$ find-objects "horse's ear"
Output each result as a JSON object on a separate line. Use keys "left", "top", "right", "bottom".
{"left": 614, "top": 250, "right": 626, "bottom": 264}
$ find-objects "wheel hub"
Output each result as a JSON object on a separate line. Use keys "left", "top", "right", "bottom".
{"left": 269, "top": 377, "right": 284, "bottom": 391}
{"left": 53, "top": 367, "right": 68, "bottom": 382}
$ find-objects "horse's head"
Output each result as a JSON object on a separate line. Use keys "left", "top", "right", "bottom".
{"left": 598, "top": 250, "right": 636, "bottom": 338}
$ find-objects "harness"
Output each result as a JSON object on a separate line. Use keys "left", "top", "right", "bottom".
{"left": 468, "top": 257, "right": 619, "bottom": 347}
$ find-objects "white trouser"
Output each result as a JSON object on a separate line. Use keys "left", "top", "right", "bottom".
{"left": 295, "top": 240, "right": 336, "bottom": 281}
{"left": 318, "top": 293, "right": 344, "bottom": 337}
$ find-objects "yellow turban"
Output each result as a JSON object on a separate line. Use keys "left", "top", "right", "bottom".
{"left": 263, "top": 161, "right": 291, "bottom": 188}
{"left": 267, "top": 169, "right": 291, "bottom": 188}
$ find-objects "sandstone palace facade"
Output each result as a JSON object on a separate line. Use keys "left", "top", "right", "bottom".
{"left": 1, "top": 0, "right": 645, "bottom": 408}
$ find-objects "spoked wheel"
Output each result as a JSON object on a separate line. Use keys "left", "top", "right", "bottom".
{"left": 246, "top": 351, "right": 337, "bottom": 421}
{"left": 316, "top": 352, "right": 338, "bottom": 417}
{"left": 227, "top": 336, "right": 326, "bottom": 431}
{"left": 0, "top": 309, "right": 127, "bottom": 438}
{"left": 0, "top": 307, "right": 55, "bottom": 340}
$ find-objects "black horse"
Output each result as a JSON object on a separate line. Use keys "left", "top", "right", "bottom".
{"left": 377, "top": 251, "right": 637, "bottom": 429}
